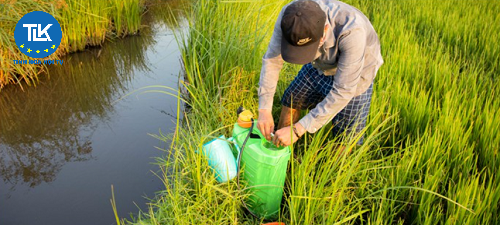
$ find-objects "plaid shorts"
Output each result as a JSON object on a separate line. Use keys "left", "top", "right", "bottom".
{"left": 281, "top": 63, "right": 373, "bottom": 145}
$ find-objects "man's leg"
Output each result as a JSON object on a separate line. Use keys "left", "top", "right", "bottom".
{"left": 331, "top": 83, "right": 374, "bottom": 145}
{"left": 277, "top": 105, "right": 300, "bottom": 129}
{"left": 279, "top": 63, "right": 324, "bottom": 130}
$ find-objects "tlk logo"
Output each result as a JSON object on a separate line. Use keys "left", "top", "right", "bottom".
{"left": 15, "top": 11, "right": 62, "bottom": 58}
{"left": 23, "top": 24, "right": 53, "bottom": 41}
{"left": 297, "top": 37, "right": 311, "bottom": 46}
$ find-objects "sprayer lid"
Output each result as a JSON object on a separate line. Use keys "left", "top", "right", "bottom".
{"left": 238, "top": 110, "right": 253, "bottom": 122}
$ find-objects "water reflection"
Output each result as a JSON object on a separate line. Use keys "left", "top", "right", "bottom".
{"left": 0, "top": 36, "right": 148, "bottom": 188}
{"left": 0, "top": 0, "right": 188, "bottom": 189}
{"left": 146, "top": 0, "right": 188, "bottom": 29}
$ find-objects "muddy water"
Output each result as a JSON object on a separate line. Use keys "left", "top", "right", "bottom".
{"left": 0, "top": 3, "right": 186, "bottom": 224}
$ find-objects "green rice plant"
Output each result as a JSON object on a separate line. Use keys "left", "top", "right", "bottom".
{"left": 0, "top": 0, "right": 59, "bottom": 90}
{"left": 111, "top": 0, "right": 143, "bottom": 38}
{"left": 0, "top": 0, "right": 146, "bottom": 90}
{"left": 133, "top": 0, "right": 500, "bottom": 224}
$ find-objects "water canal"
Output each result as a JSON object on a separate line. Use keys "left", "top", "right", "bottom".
{"left": 0, "top": 2, "right": 186, "bottom": 224}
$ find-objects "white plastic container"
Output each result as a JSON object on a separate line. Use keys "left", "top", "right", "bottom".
{"left": 201, "top": 135, "right": 238, "bottom": 182}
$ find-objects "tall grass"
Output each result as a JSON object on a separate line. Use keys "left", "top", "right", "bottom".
{"left": 0, "top": 0, "right": 145, "bottom": 90}
{"left": 132, "top": 0, "right": 500, "bottom": 224}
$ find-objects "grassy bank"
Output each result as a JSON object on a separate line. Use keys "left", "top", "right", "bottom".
{"left": 132, "top": 0, "right": 500, "bottom": 224}
{"left": 0, "top": 0, "right": 144, "bottom": 90}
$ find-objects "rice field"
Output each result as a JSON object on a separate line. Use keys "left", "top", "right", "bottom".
{"left": 0, "top": 0, "right": 144, "bottom": 90}
{"left": 127, "top": 0, "right": 500, "bottom": 224}
{"left": 0, "top": 0, "right": 497, "bottom": 224}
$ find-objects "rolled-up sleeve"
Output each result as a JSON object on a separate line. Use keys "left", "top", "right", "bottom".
{"left": 258, "top": 7, "right": 286, "bottom": 110}
{"left": 298, "top": 28, "right": 367, "bottom": 133}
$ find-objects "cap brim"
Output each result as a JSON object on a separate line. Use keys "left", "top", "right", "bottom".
{"left": 281, "top": 38, "right": 320, "bottom": 65}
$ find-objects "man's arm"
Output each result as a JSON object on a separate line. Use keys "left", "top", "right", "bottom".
{"left": 258, "top": 7, "right": 286, "bottom": 110}
{"left": 297, "top": 28, "right": 367, "bottom": 134}
{"left": 257, "top": 7, "right": 287, "bottom": 140}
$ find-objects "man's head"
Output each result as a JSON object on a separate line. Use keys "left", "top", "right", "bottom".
{"left": 281, "top": 0, "right": 327, "bottom": 65}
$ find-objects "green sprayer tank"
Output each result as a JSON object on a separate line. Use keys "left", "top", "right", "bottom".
{"left": 232, "top": 117, "right": 291, "bottom": 219}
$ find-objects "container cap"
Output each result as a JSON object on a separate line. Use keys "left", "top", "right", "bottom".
{"left": 238, "top": 110, "right": 253, "bottom": 122}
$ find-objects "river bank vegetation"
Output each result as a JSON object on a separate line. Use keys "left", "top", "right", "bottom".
{"left": 130, "top": 0, "right": 500, "bottom": 224}
{"left": 0, "top": 0, "right": 144, "bottom": 90}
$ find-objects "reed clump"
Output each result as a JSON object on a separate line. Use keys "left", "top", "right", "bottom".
{"left": 0, "top": 0, "right": 145, "bottom": 90}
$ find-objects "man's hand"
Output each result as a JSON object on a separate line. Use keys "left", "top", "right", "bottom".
{"left": 273, "top": 125, "right": 299, "bottom": 147}
{"left": 257, "top": 109, "right": 274, "bottom": 141}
